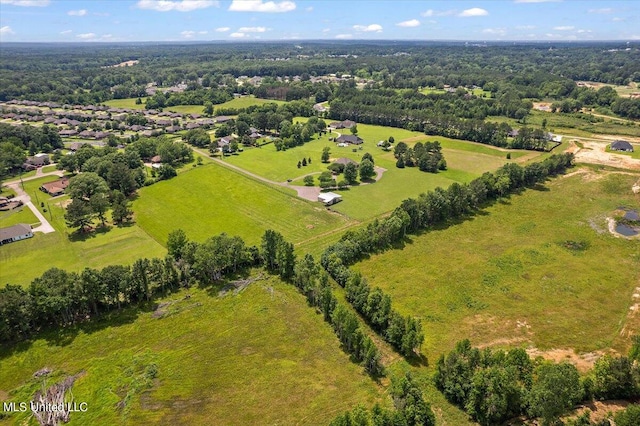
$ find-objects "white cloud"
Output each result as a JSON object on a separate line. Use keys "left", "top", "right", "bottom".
{"left": 516, "top": 25, "right": 536, "bottom": 30}
{"left": 228, "top": 0, "right": 296, "bottom": 13}
{"left": 397, "top": 19, "right": 420, "bottom": 28}
{"left": 421, "top": 9, "right": 456, "bottom": 17}
{"left": 612, "top": 17, "right": 624, "bottom": 22}
{"left": 0, "top": 26, "right": 15, "bottom": 35}
{"left": 322, "top": 28, "right": 330, "bottom": 33}
{"left": 230, "top": 32, "right": 247, "bottom": 38}
{"left": 553, "top": 25, "right": 574, "bottom": 30}
{"left": 67, "top": 9, "right": 87, "bottom": 16}
{"left": 60, "top": 29, "right": 73, "bottom": 34}
{"left": 238, "top": 26, "right": 268, "bottom": 33}
{"left": 101, "top": 34, "right": 113, "bottom": 39}
{"left": 514, "top": 0, "right": 561, "bottom": 3}
{"left": 181, "top": 30, "right": 195, "bottom": 38}
{"left": 198, "top": 30, "right": 208, "bottom": 34}
{"left": 353, "top": 24, "right": 383, "bottom": 33}
{"left": 0, "top": 0, "right": 49, "bottom": 6}
{"left": 136, "top": 0, "right": 219, "bottom": 12}
{"left": 459, "top": 8, "right": 488, "bottom": 17}
{"left": 335, "top": 34, "right": 352, "bottom": 39}
{"left": 576, "top": 29, "right": 592, "bottom": 34}
{"left": 588, "top": 8, "right": 612, "bottom": 14}
{"left": 482, "top": 28, "right": 506, "bottom": 36}
{"left": 215, "top": 27, "right": 230, "bottom": 32}
{"left": 305, "top": 6, "right": 312, "bottom": 12}
{"left": 77, "top": 33, "right": 96, "bottom": 39}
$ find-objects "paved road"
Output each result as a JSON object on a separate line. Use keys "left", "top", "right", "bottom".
{"left": 5, "top": 171, "right": 60, "bottom": 234}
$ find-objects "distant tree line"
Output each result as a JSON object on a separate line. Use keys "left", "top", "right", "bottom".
{"left": 435, "top": 339, "right": 640, "bottom": 425}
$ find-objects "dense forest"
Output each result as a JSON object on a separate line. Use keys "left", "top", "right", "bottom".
{"left": 1, "top": 42, "right": 638, "bottom": 110}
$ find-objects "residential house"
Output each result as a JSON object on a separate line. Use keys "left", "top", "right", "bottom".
{"left": 610, "top": 140, "right": 634, "bottom": 152}
{"left": 336, "top": 135, "right": 364, "bottom": 145}
{"left": 40, "top": 177, "right": 70, "bottom": 196}
{"left": 0, "top": 223, "right": 33, "bottom": 245}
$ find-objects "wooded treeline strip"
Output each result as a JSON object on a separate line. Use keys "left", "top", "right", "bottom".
{"left": 0, "top": 229, "right": 384, "bottom": 376}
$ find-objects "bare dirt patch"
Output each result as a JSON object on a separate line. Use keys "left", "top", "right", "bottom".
{"left": 573, "top": 140, "right": 640, "bottom": 170}
{"left": 526, "top": 348, "right": 609, "bottom": 373}
{"left": 218, "top": 274, "right": 264, "bottom": 297}
{"left": 106, "top": 60, "right": 139, "bottom": 68}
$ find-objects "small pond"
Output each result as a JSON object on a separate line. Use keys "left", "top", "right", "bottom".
{"left": 624, "top": 210, "right": 639, "bottom": 221}
{"left": 616, "top": 223, "right": 639, "bottom": 237}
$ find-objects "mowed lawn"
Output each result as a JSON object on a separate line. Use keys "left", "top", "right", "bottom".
{"left": 133, "top": 163, "right": 350, "bottom": 247}
{"left": 0, "top": 175, "right": 165, "bottom": 286}
{"left": 0, "top": 205, "right": 39, "bottom": 228}
{"left": 353, "top": 170, "right": 640, "bottom": 356}
{"left": 0, "top": 277, "right": 385, "bottom": 425}
{"left": 214, "top": 96, "right": 286, "bottom": 113}
{"left": 103, "top": 98, "right": 147, "bottom": 110}
{"left": 225, "top": 121, "right": 544, "bottom": 221}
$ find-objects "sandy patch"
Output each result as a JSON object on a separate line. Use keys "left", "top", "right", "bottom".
{"left": 526, "top": 348, "right": 609, "bottom": 373}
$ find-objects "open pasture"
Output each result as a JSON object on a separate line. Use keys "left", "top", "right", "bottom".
{"left": 0, "top": 277, "right": 384, "bottom": 425}
{"left": 133, "top": 162, "right": 351, "bottom": 247}
{"left": 215, "top": 96, "right": 287, "bottom": 112}
{"left": 352, "top": 170, "right": 640, "bottom": 356}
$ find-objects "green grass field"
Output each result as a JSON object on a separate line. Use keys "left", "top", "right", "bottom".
{"left": 214, "top": 96, "right": 287, "bottom": 113}
{"left": 133, "top": 162, "right": 351, "bottom": 247}
{"left": 103, "top": 98, "right": 147, "bottom": 110}
{"left": 0, "top": 276, "right": 385, "bottom": 425}
{"left": 0, "top": 205, "right": 39, "bottom": 228}
{"left": 224, "top": 121, "right": 542, "bottom": 221}
{"left": 352, "top": 170, "right": 640, "bottom": 357}
{"left": 606, "top": 145, "right": 640, "bottom": 159}
{"left": 0, "top": 175, "right": 165, "bottom": 287}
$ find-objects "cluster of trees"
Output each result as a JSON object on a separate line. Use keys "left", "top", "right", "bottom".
{"left": 58, "top": 145, "right": 145, "bottom": 194}
{"left": 394, "top": 141, "right": 446, "bottom": 172}
{"left": 126, "top": 136, "right": 192, "bottom": 167}
{"left": 344, "top": 273, "right": 424, "bottom": 357}
{"left": 321, "top": 153, "right": 574, "bottom": 270}
{"left": 0, "top": 230, "right": 258, "bottom": 343}
{"left": 0, "top": 123, "right": 63, "bottom": 179}
{"left": 261, "top": 230, "right": 383, "bottom": 375}
{"left": 330, "top": 373, "right": 436, "bottom": 426}
{"left": 63, "top": 172, "right": 133, "bottom": 231}
{"left": 144, "top": 87, "right": 232, "bottom": 110}
{"left": 435, "top": 339, "right": 640, "bottom": 425}
{"left": 511, "top": 127, "right": 551, "bottom": 151}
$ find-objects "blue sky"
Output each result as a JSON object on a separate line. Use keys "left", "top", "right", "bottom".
{"left": 0, "top": 0, "right": 638, "bottom": 42}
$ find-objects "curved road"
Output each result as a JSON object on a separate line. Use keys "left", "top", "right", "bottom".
{"left": 4, "top": 169, "right": 63, "bottom": 234}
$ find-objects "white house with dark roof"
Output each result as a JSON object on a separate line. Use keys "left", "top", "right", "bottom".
{"left": 0, "top": 223, "right": 33, "bottom": 245}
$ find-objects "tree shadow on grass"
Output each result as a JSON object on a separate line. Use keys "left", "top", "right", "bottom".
{"left": 67, "top": 225, "right": 112, "bottom": 242}
{"left": 0, "top": 302, "right": 154, "bottom": 361}
{"left": 406, "top": 353, "right": 429, "bottom": 368}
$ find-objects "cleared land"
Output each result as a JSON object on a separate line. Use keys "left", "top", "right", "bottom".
{"left": 0, "top": 276, "right": 385, "bottom": 425}
{"left": 133, "top": 162, "right": 352, "bottom": 247}
{"left": 0, "top": 175, "right": 165, "bottom": 286}
{"left": 103, "top": 98, "right": 147, "bottom": 110}
{"left": 225, "top": 121, "right": 541, "bottom": 221}
{"left": 353, "top": 170, "right": 640, "bottom": 356}
{"left": 214, "top": 96, "right": 286, "bottom": 112}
